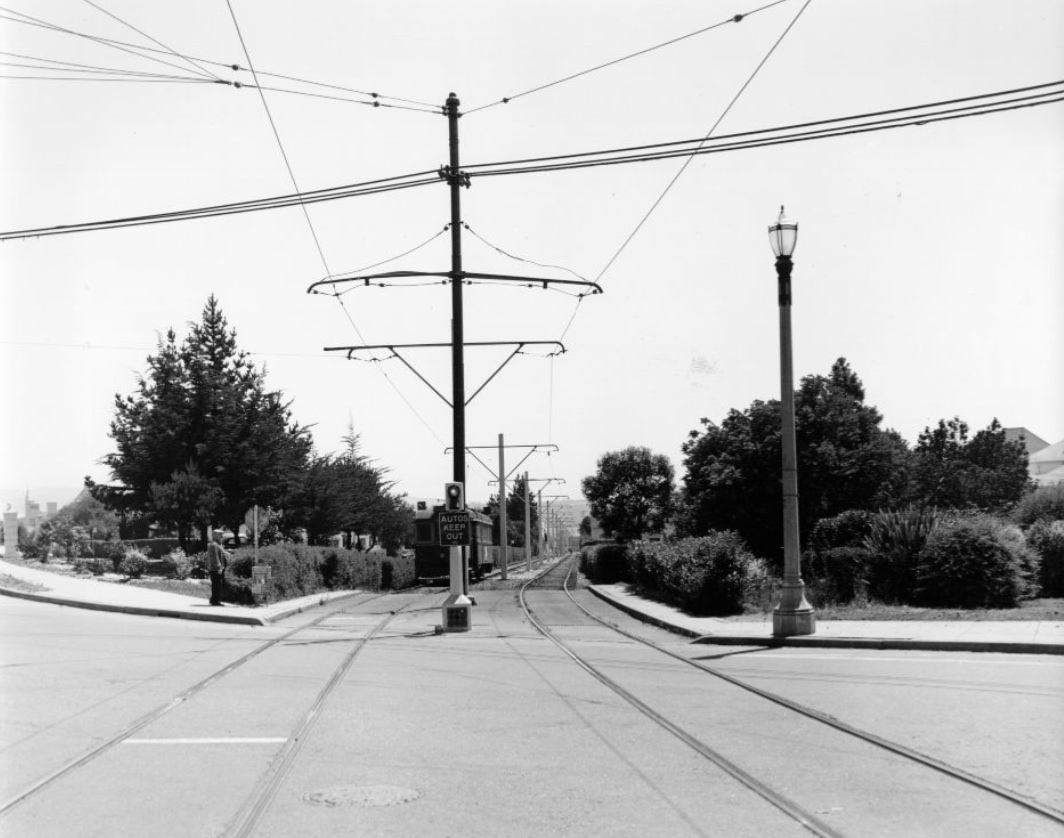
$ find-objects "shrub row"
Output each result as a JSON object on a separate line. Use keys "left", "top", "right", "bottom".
{"left": 806, "top": 507, "right": 1055, "bottom": 608}
{"left": 221, "top": 544, "right": 414, "bottom": 604}
{"left": 579, "top": 534, "right": 769, "bottom": 617}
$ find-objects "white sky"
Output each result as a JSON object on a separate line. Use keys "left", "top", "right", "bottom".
{"left": 2, "top": 0, "right": 1062, "bottom": 514}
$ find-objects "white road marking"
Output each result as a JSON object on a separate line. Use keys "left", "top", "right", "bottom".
{"left": 123, "top": 737, "right": 287, "bottom": 745}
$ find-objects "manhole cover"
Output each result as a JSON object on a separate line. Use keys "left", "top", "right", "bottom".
{"left": 303, "top": 785, "right": 421, "bottom": 808}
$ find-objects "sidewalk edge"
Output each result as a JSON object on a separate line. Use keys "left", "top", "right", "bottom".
{"left": 587, "top": 585, "right": 1064, "bottom": 656}
{"left": 0, "top": 585, "right": 265, "bottom": 625}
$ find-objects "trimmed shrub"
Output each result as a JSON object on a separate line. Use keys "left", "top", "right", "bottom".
{"left": 160, "top": 548, "right": 193, "bottom": 580}
{"left": 809, "top": 510, "right": 876, "bottom": 552}
{"left": 864, "top": 507, "right": 940, "bottom": 603}
{"left": 580, "top": 543, "right": 630, "bottom": 584}
{"left": 119, "top": 548, "right": 149, "bottom": 579}
{"left": 915, "top": 515, "right": 1038, "bottom": 608}
{"left": 1013, "top": 484, "right": 1064, "bottom": 527}
{"left": 805, "top": 546, "right": 871, "bottom": 605}
{"left": 1028, "top": 519, "right": 1064, "bottom": 597}
{"left": 630, "top": 533, "right": 768, "bottom": 616}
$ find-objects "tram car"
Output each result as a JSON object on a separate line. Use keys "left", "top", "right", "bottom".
{"left": 411, "top": 501, "right": 495, "bottom": 583}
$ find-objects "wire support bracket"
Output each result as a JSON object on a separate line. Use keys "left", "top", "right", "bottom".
{"left": 438, "top": 166, "right": 471, "bottom": 188}
{"left": 307, "top": 270, "right": 603, "bottom": 295}
{"left": 323, "top": 341, "right": 567, "bottom": 408}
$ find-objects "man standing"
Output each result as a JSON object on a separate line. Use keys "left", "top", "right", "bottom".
{"left": 207, "top": 531, "right": 229, "bottom": 606}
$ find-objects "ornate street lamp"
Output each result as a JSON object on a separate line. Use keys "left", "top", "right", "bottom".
{"left": 768, "top": 206, "right": 815, "bottom": 636}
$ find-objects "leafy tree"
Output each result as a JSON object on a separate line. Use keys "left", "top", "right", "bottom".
{"left": 62, "top": 488, "right": 120, "bottom": 540}
{"left": 489, "top": 473, "right": 539, "bottom": 547}
{"left": 908, "top": 417, "right": 1030, "bottom": 512}
{"left": 283, "top": 429, "right": 409, "bottom": 550}
{"left": 579, "top": 516, "right": 592, "bottom": 538}
{"left": 677, "top": 358, "right": 909, "bottom": 562}
{"left": 581, "top": 446, "right": 675, "bottom": 541}
{"left": 89, "top": 297, "right": 312, "bottom": 544}
{"left": 149, "top": 464, "right": 223, "bottom": 551}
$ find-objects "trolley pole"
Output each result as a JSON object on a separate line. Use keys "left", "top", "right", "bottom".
{"left": 523, "top": 470, "right": 532, "bottom": 573}
{"left": 497, "top": 434, "right": 508, "bottom": 580}
{"left": 446, "top": 92, "right": 468, "bottom": 598}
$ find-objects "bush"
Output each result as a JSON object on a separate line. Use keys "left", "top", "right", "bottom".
{"left": 630, "top": 533, "right": 769, "bottom": 616}
{"left": 805, "top": 546, "right": 871, "bottom": 605}
{"left": 160, "top": 548, "right": 193, "bottom": 580}
{"left": 580, "top": 543, "right": 630, "bottom": 584}
{"left": 915, "top": 515, "right": 1038, "bottom": 608}
{"left": 1013, "top": 484, "right": 1064, "bottom": 527}
{"left": 1028, "top": 519, "right": 1064, "bottom": 597}
{"left": 864, "top": 507, "right": 940, "bottom": 603}
{"left": 74, "top": 555, "right": 111, "bottom": 576}
{"left": 809, "top": 510, "right": 876, "bottom": 552}
{"left": 119, "top": 548, "right": 149, "bottom": 579}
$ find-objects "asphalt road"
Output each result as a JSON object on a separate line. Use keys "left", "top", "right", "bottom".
{"left": 2, "top": 584, "right": 1062, "bottom": 837}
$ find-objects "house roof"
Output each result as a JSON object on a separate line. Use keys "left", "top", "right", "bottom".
{"left": 1030, "top": 439, "right": 1064, "bottom": 466}
{"left": 1005, "top": 427, "right": 1050, "bottom": 455}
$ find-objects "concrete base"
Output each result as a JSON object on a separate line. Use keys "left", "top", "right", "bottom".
{"left": 772, "top": 607, "right": 816, "bottom": 637}
{"left": 772, "top": 580, "right": 815, "bottom": 637}
{"left": 442, "top": 594, "right": 473, "bottom": 633}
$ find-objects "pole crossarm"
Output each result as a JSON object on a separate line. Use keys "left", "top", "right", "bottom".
{"left": 307, "top": 270, "right": 603, "bottom": 295}
{"left": 323, "top": 342, "right": 566, "bottom": 407}
{"left": 447, "top": 444, "right": 559, "bottom": 481}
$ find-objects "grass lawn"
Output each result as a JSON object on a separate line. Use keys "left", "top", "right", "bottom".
{"left": 793, "top": 597, "right": 1064, "bottom": 622}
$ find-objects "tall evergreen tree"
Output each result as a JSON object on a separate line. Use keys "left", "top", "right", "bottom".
{"left": 90, "top": 297, "right": 312, "bottom": 545}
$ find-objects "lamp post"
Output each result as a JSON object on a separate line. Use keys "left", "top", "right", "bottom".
{"left": 768, "top": 206, "right": 815, "bottom": 637}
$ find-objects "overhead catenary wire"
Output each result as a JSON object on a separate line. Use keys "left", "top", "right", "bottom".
{"left": 464, "top": 0, "right": 794, "bottom": 114}
{"left": 79, "top": 0, "right": 222, "bottom": 81}
{"left": 224, "top": 0, "right": 333, "bottom": 280}
{"left": 0, "top": 50, "right": 210, "bottom": 81}
{"left": 0, "top": 7, "right": 221, "bottom": 81}
{"left": 0, "top": 7, "right": 438, "bottom": 109}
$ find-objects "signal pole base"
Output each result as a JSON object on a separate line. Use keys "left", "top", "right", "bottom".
{"left": 442, "top": 595, "right": 473, "bottom": 633}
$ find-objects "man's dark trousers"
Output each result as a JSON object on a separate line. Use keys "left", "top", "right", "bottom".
{"left": 210, "top": 570, "right": 224, "bottom": 605}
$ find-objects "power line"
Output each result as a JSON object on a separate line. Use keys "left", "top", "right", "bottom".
{"left": 4, "top": 81, "right": 1059, "bottom": 243}
{"left": 466, "top": 83, "right": 1064, "bottom": 178}
{"left": 0, "top": 173, "right": 439, "bottom": 240}
{"left": 584, "top": 0, "right": 814, "bottom": 296}
{"left": 464, "top": 0, "right": 793, "bottom": 115}
{"left": 79, "top": 0, "right": 222, "bottom": 81}
{"left": 224, "top": 0, "right": 332, "bottom": 279}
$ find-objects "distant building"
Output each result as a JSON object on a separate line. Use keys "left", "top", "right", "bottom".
{"left": 1006, "top": 427, "right": 1064, "bottom": 486}
{"left": 1029, "top": 439, "right": 1064, "bottom": 486}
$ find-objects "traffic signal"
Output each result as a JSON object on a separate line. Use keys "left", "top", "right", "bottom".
{"left": 444, "top": 482, "right": 465, "bottom": 511}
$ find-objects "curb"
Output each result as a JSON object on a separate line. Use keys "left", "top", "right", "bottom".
{"left": 587, "top": 585, "right": 1064, "bottom": 656}
{"left": 0, "top": 585, "right": 266, "bottom": 625}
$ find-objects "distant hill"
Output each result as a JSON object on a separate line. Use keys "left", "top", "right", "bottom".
{"left": 0, "top": 486, "right": 83, "bottom": 516}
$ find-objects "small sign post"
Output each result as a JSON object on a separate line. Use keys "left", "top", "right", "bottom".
{"left": 438, "top": 490, "right": 472, "bottom": 632}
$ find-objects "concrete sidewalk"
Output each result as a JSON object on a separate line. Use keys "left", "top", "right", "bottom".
{"left": 3, "top": 557, "right": 1064, "bottom": 653}
{"left": 0, "top": 558, "right": 360, "bottom": 626}
{"left": 590, "top": 583, "right": 1064, "bottom": 655}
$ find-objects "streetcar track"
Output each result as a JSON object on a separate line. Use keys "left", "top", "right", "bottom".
{"left": 519, "top": 557, "right": 845, "bottom": 838}
{"left": 0, "top": 592, "right": 387, "bottom": 817}
{"left": 524, "top": 555, "right": 1064, "bottom": 830}
{"left": 223, "top": 602, "right": 410, "bottom": 838}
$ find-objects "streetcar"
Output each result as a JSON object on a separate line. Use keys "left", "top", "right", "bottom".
{"left": 411, "top": 501, "right": 495, "bottom": 583}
